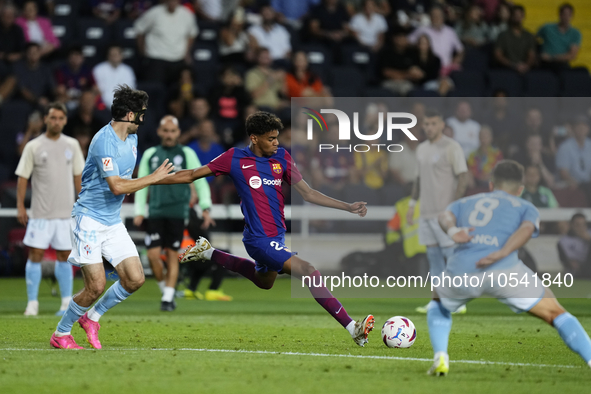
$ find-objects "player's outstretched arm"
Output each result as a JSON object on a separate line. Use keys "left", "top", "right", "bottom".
{"left": 154, "top": 165, "right": 214, "bottom": 185}
{"left": 438, "top": 211, "right": 473, "bottom": 244}
{"left": 106, "top": 159, "right": 175, "bottom": 195}
{"left": 293, "top": 179, "right": 367, "bottom": 217}
{"left": 476, "top": 221, "right": 536, "bottom": 268}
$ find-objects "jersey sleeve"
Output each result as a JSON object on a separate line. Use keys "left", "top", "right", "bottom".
{"left": 284, "top": 150, "right": 303, "bottom": 185}
{"left": 90, "top": 136, "right": 120, "bottom": 178}
{"left": 521, "top": 203, "right": 541, "bottom": 239}
{"left": 15, "top": 141, "right": 35, "bottom": 179}
{"left": 184, "top": 146, "right": 212, "bottom": 211}
{"left": 206, "top": 148, "right": 234, "bottom": 176}
{"left": 447, "top": 141, "right": 468, "bottom": 175}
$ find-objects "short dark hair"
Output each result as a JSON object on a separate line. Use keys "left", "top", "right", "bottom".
{"left": 424, "top": 108, "right": 442, "bottom": 119}
{"left": 111, "top": 84, "right": 149, "bottom": 120}
{"left": 45, "top": 102, "right": 68, "bottom": 116}
{"left": 512, "top": 4, "right": 526, "bottom": 14}
{"left": 492, "top": 160, "right": 524, "bottom": 187}
{"left": 25, "top": 42, "right": 40, "bottom": 51}
{"left": 559, "top": 3, "right": 574, "bottom": 13}
{"left": 571, "top": 212, "right": 586, "bottom": 223}
{"left": 245, "top": 111, "right": 283, "bottom": 136}
{"left": 68, "top": 45, "right": 83, "bottom": 55}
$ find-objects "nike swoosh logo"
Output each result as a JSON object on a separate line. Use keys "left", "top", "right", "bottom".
{"left": 242, "top": 165, "right": 254, "bottom": 169}
{"left": 336, "top": 306, "right": 342, "bottom": 314}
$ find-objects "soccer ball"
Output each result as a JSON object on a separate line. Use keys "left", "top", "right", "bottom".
{"left": 381, "top": 316, "right": 417, "bottom": 348}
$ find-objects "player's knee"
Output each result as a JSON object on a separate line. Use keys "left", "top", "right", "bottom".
{"left": 28, "top": 249, "right": 44, "bottom": 262}
{"left": 87, "top": 281, "right": 106, "bottom": 299}
{"left": 298, "top": 260, "right": 316, "bottom": 277}
{"left": 122, "top": 275, "right": 145, "bottom": 292}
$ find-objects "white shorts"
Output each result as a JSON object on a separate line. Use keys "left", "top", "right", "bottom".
{"left": 435, "top": 262, "right": 546, "bottom": 313}
{"left": 418, "top": 217, "right": 454, "bottom": 248}
{"left": 23, "top": 218, "right": 72, "bottom": 250}
{"left": 69, "top": 215, "right": 138, "bottom": 267}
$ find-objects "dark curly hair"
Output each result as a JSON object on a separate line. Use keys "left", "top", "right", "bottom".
{"left": 245, "top": 111, "right": 283, "bottom": 136}
{"left": 492, "top": 160, "right": 524, "bottom": 186}
{"left": 111, "top": 84, "right": 149, "bottom": 120}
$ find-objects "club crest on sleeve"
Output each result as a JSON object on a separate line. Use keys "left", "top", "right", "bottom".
{"left": 272, "top": 163, "right": 282, "bottom": 174}
{"left": 102, "top": 157, "right": 114, "bottom": 172}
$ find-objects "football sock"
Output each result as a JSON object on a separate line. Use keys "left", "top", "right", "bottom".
{"left": 157, "top": 280, "right": 165, "bottom": 294}
{"left": 427, "top": 300, "right": 452, "bottom": 354}
{"left": 211, "top": 250, "right": 267, "bottom": 289}
{"left": 553, "top": 312, "right": 591, "bottom": 364}
{"left": 306, "top": 270, "right": 353, "bottom": 329}
{"left": 87, "top": 281, "right": 132, "bottom": 322}
{"left": 54, "top": 261, "right": 73, "bottom": 303}
{"left": 56, "top": 299, "right": 89, "bottom": 335}
{"left": 162, "top": 286, "right": 175, "bottom": 302}
{"left": 25, "top": 260, "right": 42, "bottom": 302}
{"left": 426, "top": 247, "right": 446, "bottom": 278}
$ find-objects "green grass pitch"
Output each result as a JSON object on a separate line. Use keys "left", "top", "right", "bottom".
{"left": 1, "top": 277, "right": 590, "bottom": 393}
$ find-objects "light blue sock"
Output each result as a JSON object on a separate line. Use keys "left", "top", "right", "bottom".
{"left": 427, "top": 246, "right": 446, "bottom": 278}
{"left": 25, "top": 260, "right": 42, "bottom": 302}
{"left": 56, "top": 300, "right": 89, "bottom": 334}
{"left": 54, "top": 261, "right": 73, "bottom": 298}
{"left": 91, "top": 281, "right": 132, "bottom": 317}
{"left": 427, "top": 300, "right": 452, "bottom": 354}
{"left": 554, "top": 312, "right": 591, "bottom": 364}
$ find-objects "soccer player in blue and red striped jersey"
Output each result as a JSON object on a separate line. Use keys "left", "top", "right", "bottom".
{"left": 158, "top": 111, "right": 375, "bottom": 346}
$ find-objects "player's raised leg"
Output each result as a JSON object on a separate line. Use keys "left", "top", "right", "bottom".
{"left": 529, "top": 289, "right": 591, "bottom": 368}
{"left": 426, "top": 299, "right": 453, "bottom": 376}
{"left": 54, "top": 250, "right": 73, "bottom": 316}
{"left": 24, "top": 248, "right": 44, "bottom": 316}
{"left": 52, "top": 264, "right": 106, "bottom": 349}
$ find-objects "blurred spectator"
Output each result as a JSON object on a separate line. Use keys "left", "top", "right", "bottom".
{"left": 388, "top": 138, "right": 419, "bottom": 193}
{"left": 353, "top": 147, "right": 388, "bottom": 189}
{"left": 194, "top": 0, "right": 223, "bottom": 21}
{"left": 13, "top": 42, "right": 55, "bottom": 107}
{"left": 512, "top": 134, "right": 556, "bottom": 188}
{"left": 455, "top": 4, "right": 490, "bottom": 48}
{"left": 220, "top": 8, "right": 255, "bottom": 65}
{"left": 245, "top": 47, "right": 286, "bottom": 111}
{"left": 482, "top": 91, "right": 515, "bottom": 152}
{"left": 62, "top": 90, "right": 106, "bottom": 154}
{"left": 134, "top": 0, "right": 198, "bottom": 84}
{"left": 408, "top": 6, "right": 464, "bottom": 76}
{"left": 521, "top": 165, "right": 559, "bottom": 208}
{"left": 92, "top": 0, "right": 123, "bottom": 25}
{"left": 272, "top": 0, "right": 321, "bottom": 28}
{"left": 0, "top": 3, "right": 26, "bottom": 65}
{"left": 473, "top": 0, "right": 500, "bottom": 23}
{"left": 167, "top": 66, "right": 200, "bottom": 119}
{"left": 92, "top": 45, "right": 136, "bottom": 109}
{"left": 488, "top": 1, "right": 510, "bottom": 41}
{"left": 442, "top": 123, "right": 453, "bottom": 138}
{"left": 392, "top": 0, "right": 430, "bottom": 29}
{"left": 556, "top": 115, "right": 591, "bottom": 200}
{"left": 467, "top": 125, "right": 503, "bottom": 188}
{"left": 411, "top": 34, "right": 453, "bottom": 96}
{"left": 285, "top": 51, "right": 332, "bottom": 104}
{"left": 16, "top": 110, "right": 43, "bottom": 156}
{"left": 558, "top": 213, "right": 591, "bottom": 278}
{"left": 248, "top": 4, "right": 291, "bottom": 63}
{"left": 516, "top": 107, "right": 554, "bottom": 154}
{"left": 308, "top": 0, "right": 351, "bottom": 46}
{"left": 310, "top": 124, "right": 353, "bottom": 192}
{"left": 344, "top": 0, "right": 389, "bottom": 16}
{"left": 209, "top": 66, "right": 252, "bottom": 146}
{"left": 494, "top": 5, "right": 535, "bottom": 74}
{"left": 537, "top": 3, "right": 581, "bottom": 71}
{"left": 15, "top": 0, "right": 59, "bottom": 58}
{"left": 349, "top": 0, "right": 388, "bottom": 52}
{"left": 378, "top": 30, "right": 415, "bottom": 96}
{"left": 55, "top": 46, "right": 97, "bottom": 109}
{"left": 0, "top": 62, "right": 16, "bottom": 105}
{"left": 178, "top": 97, "right": 211, "bottom": 144}
{"left": 446, "top": 100, "right": 480, "bottom": 158}
{"left": 124, "top": 0, "right": 154, "bottom": 20}
{"left": 187, "top": 119, "right": 225, "bottom": 183}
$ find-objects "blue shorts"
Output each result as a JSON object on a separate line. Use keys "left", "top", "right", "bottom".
{"left": 243, "top": 235, "right": 296, "bottom": 274}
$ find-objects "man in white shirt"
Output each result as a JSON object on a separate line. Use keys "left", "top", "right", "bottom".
{"left": 134, "top": 0, "right": 198, "bottom": 83}
{"left": 92, "top": 46, "right": 136, "bottom": 109}
{"left": 446, "top": 100, "right": 481, "bottom": 158}
{"left": 349, "top": 0, "right": 388, "bottom": 52}
{"left": 248, "top": 4, "right": 291, "bottom": 62}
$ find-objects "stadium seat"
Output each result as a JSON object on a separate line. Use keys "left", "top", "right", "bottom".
{"left": 113, "top": 19, "right": 137, "bottom": 48}
{"left": 191, "top": 42, "right": 219, "bottom": 66}
{"left": 408, "top": 89, "right": 440, "bottom": 97}
{"left": 450, "top": 70, "right": 486, "bottom": 97}
{"left": 0, "top": 101, "right": 33, "bottom": 169}
{"left": 197, "top": 20, "right": 220, "bottom": 42}
{"left": 462, "top": 47, "right": 490, "bottom": 71}
{"left": 77, "top": 18, "right": 111, "bottom": 65}
{"left": 560, "top": 69, "right": 591, "bottom": 97}
{"left": 51, "top": 17, "right": 75, "bottom": 50}
{"left": 51, "top": 0, "right": 79, "bottom": 18}
{"left": 524, "top": 70, "right": 560, "bottom": 97}
{"left": 328, "top": 66, "right": 365, "bottom": 97}
{"left": 341, "top": 44, "right": 377, "bottom": 84}
{"left": 300, "top": 43, "right": 333, "bottom": 70}
{"left": 488, "top": 69, "right": 523, "bottom": 97}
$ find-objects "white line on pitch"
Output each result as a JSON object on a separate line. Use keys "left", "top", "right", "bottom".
{"left": 0, "top": 347, "right": 581, "bottom": 369}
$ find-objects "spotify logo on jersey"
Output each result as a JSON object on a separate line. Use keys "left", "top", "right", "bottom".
{"left": 249, "top": 176, "right": 262, "bottom": 189}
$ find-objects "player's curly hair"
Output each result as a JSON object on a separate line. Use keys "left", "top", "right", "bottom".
{"left": 111, "top": 84, "right": 149, "bottom": 120}
{"left": 245, "top": 111, "right": 283, "bottom": 136}
{"left": 491, "top": 160, "right": 524, "bottom": 186}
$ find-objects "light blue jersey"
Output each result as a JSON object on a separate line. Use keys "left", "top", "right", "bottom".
{"left": 72, "top": 123, "right": 138, "bottom": 226}
{"left": 446, "top": 190, "right": 540, "bottom": 275}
